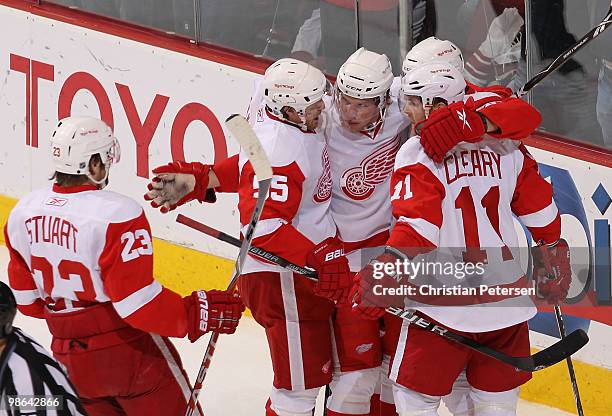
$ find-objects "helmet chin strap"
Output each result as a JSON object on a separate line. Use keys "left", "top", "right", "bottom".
{"left": 284, "top": 116, "right": 309, "bottom": 131}
{"left": 362, "top": 106, "right": 387, "bottom": 135}
{"left": 424, "top": 103, "right": 433, "bottom": 119}
{"left": 297, "top": 114, "right": 309, "bottom": 131}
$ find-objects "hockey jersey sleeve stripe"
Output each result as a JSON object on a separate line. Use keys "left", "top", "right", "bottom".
{"left": 12, "top": 288, "right": 40, "bottom": 306}
{"left": 396, "top": 216, "right": 440, "bottom": 247}
{"left": 518, "top": 201, "right": 559, "bottom": 228}
{"left": 112, "top": 280, "right": 163, "bottom": 318}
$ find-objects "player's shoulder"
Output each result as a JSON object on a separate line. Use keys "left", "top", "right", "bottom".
{"left": 8, "top": 186, "right": 53, "bottom": 219}
{"left": 89, "top": 190, "right": 144, "bottom": 223}
{"left": 394, "top": 136, "right": 437, "bottom": 171}
{"left": 12, "top": 186, "right": 49, "bottom": 206}
{"left": 252, "top": 116, "right": 309, "bottom": 166}
{"left": 7, "top": 187, "right": 145, "bottom": 230}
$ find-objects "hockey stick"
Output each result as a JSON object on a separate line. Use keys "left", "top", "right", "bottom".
{"left": 184, "top": 115, "right": 273, "bottom": 416}
{"left": 354, "top": 0, "right": 361, "bottom": 50}
{"left": 177, "top": 217, "right": 589, "bottom": 373}
{"left": 515, "top": 0, "right": 612, "bottom": 97}
{"left": 176, "top": 214, "right": 317, "bottom": 279}
{"left": 554, "top": 305, "right": 584, "bottom": 416}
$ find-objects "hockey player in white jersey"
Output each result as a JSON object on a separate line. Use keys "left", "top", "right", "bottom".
{"left": 400, "top": 36, "right": 541, "bottom": 163}
{"left": 5, "top": 117, "right": 245, "bottom": 416}
{"left": 235, "top": 59, "right": 357, "bottom": 416}
{"left": 326, "top": 46, "right": 533, "bottom": 416}
{"left": 351, "top": 62, "right": 571, "bottom": 416}
{"left": 325, "top": 47, "right": 408, "bottom": 416}
{"left": 146, "top": 53, "right": 394, "bottom": 416}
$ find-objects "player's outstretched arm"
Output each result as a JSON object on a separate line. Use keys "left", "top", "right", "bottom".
{"left": 418, "top": 95, "right": 542, "bottom": 163}
{"left": 144, "top": 161, "right": 217, "bottom": 213}
{"left": 144, "top": 154, "right": 241, "bottom": 213}
{"left": 478, "top": 97, "right": 542, "bottom": 140}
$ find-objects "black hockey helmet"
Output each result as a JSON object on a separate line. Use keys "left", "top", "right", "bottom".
{"left": 0, "top": 282, "right": 16, "bottom": 338}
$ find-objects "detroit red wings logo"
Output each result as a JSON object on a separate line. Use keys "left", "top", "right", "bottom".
{"left": 314, "top": 146, "right": 332, "bottom": 203}
{"left": 341, "top": 138, "right": 400, "bottom": 200}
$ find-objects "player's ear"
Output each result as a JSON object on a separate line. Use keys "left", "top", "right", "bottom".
{"left": 88, "top": 154, "right": 102, "bottom": 174}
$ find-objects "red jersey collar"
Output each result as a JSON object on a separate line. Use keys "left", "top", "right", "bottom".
{"left": 265, "top": 109, "right": 317, "bottom": 134}
{"left": 52, "top": 184, "right": 98, "bottom": 194}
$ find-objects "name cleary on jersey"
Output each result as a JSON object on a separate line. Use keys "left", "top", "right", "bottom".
{"left": 444, "top": 149, "right": 502, "bottom": 184}
{"left": 25, "top": 215, "right": 78, "bottom": 253}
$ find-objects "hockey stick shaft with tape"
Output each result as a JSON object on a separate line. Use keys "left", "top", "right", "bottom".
{"left": 554, "top": 305, "right": 584, "bottom": 416}
{"left": 185, "top": 115, "right": 273, "bottom": 416}
{"left": 516, "top": 0, "right": 612, "bottom": 97}
{"left": 178, "top": 216, "right": 588, "bottom": 372}
{"left": 176, "top": 214, "right": 318, "bottom": 279}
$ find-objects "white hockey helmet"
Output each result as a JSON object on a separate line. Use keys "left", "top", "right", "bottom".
{"left": 51, "top": 116, "right": 120, "bottom": 185}
{"left": 262, "top": 58, "right": 329, "bottom": 120}
{"left": 402, "top": 37, "right": 464, "bottom": 74}
{"left": 336, "top": 47, "right": 394, "bottom": 111}
{"left": 400, "top": 62, "right": 466, "bottom": 108}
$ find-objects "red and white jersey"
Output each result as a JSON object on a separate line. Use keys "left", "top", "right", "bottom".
{"left": 388, "top": 136, "right": 560, "bottom": 332}
{"left": 239, "top": 111, "right": 336, "bottom": 274}
{"left": 324, "top": 79, "right": 410, "bottom": 269}
{"left": 5, "top": 184, "right": 188, "bottom": 337}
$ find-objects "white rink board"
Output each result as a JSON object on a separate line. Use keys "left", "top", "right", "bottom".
{"left": 0, "top": 4, "right": 610, "bottom": 262}
{"left": 0, "top": 4, "right": 263, "bottom": 260}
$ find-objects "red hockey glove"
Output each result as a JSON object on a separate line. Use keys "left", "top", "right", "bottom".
{"left": 306, "top": 237, "right": 351, "bottom": 304}
{"left": 350, "top": 252, "right": 402, "bottom": 320}
{"left": 418, "top": 99, "right": 487, "bottom": 163}
{"left": 532, "top": 239, "right": 571, "bottom": 305}
{"left": 144, "top": 161, "right": 216, "bottom": 213}
{"left": 183, "top": 290, "right": 245, "bottom": 342}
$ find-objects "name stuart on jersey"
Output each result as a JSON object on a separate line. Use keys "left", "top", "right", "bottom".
{"left": 444, "top": 149, "right": 502, "bottom": 184}
{"left": 25, "top": 215, "right": 78, "bottom": 253}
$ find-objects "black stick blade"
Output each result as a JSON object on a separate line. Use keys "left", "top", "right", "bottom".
{"left": 532, "top": 329, "right": 589, "bottom": 371}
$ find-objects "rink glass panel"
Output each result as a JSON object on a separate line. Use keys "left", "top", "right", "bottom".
{"left": 42, "top": 0, "right": 611, "bottom": 150}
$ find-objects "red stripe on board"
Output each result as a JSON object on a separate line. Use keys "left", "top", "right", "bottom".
{"left": 524, "top": 132, "right": 612, "bottom": 168}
